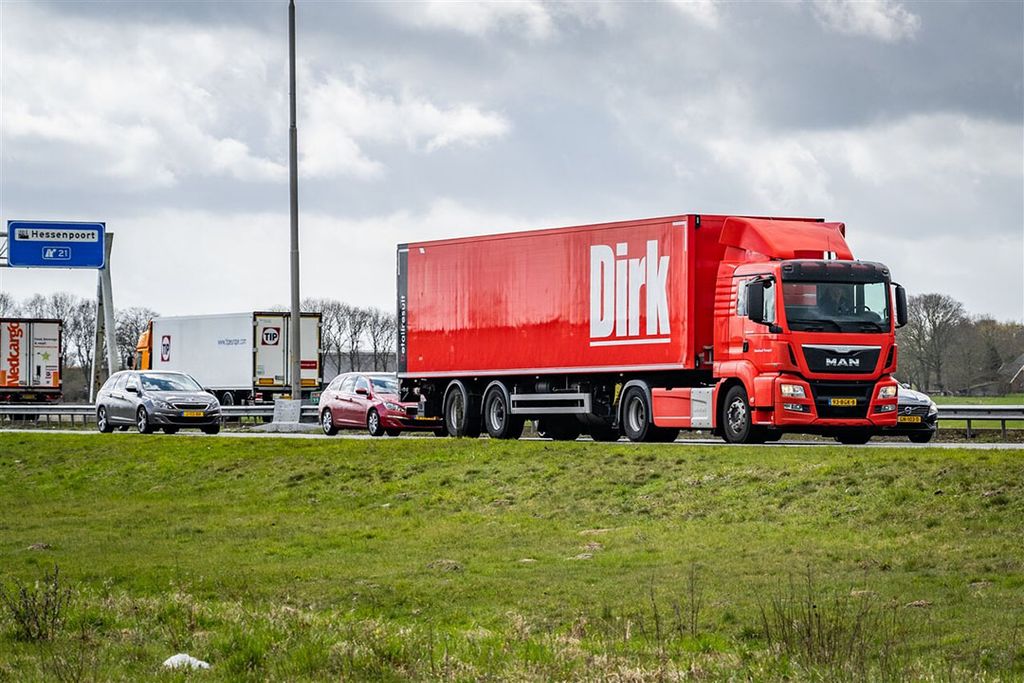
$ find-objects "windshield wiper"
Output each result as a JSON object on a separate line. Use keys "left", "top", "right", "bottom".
{"left": 850, "top": 320, "right": 886, "bottom": 332}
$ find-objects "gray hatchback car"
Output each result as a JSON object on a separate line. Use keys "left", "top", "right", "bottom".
{"left": 96, "top": 370, "right": 221, "bottom": 434}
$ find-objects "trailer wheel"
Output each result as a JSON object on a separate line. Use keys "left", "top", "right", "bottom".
{"left": 721, "top": 385, "right": 765, "bottom": 444}
{"left": 621, "top": 387, "right": 655, "bottom": 442}
{"left": 443, "top": 381, "right": 481, "bottom": 438}
{"left": 483, "top": 385, "right": 524, "bottom": 439}
{"left": 219, "top": 391, "right": 235, "bottom": 406}
{"left": 96, "top": 406, "right": 114, "bottom": 433}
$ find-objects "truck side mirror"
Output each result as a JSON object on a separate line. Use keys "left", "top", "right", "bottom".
{"left": 746, "top": 281, "right": 765, "bottom": 324}
{"left": 894, "top": 285, "right": 908, "bottom": 328}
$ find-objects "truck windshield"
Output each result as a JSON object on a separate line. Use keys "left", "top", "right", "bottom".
{"left": 782, "top": 281, "right": 890, "bottom": 332}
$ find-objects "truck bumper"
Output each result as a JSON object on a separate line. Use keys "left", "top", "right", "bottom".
{"left": 761, "top": 376, "right": 899, "bottom": 430}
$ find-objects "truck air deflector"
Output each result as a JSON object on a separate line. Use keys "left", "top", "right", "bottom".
{"left": 720, "top": 217, "right": 852, "bottom": 260}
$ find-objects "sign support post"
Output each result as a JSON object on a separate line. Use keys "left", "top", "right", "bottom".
{"left": 88, "top": 234, "right": 117, "bottom": 403}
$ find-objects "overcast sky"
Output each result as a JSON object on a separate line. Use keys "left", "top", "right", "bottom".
{"left": 2, "top": 0, "right": 1022, "bottom": 321}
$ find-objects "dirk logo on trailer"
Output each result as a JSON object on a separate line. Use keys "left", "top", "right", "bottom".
{"left": 589, "top": 241, "right": 670, "bottom": 347}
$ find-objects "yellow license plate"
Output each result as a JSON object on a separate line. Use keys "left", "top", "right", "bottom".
{"left": 183, "top": 411, "right": 205, "bottom": 417}
{"left": 829, "top": 398, "right": 858, "bottom": 407}
{"left": 897, "top": 415, "right": 922, "bottom": 423}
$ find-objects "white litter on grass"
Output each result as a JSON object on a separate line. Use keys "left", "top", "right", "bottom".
{"left": 162, "top": 653, "right": 210, "bottom": 670}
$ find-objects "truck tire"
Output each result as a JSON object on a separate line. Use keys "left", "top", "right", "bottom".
{"left": 721, "top": 385, "right": 764, "bottom": 444}
{"left": 483, "top": 385, "right": 524, "bottom": 439}
{"left": 621, "top": 387, "right": 656, "bottom": 442}
{"left": 96, "top": 406, "right": 114, "bottom": 433}
{"left": 536, "top": 417, "right": 581, "bottom": 441}
{"left": 443, "top": 381, "right": 481, "bottom": 438}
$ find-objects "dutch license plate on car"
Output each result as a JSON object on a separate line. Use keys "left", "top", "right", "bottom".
{"left": 829, "top": 398, "right": 857, "bottom": 407}
{"left": 898, "top": 415, "right": 922, "bottom": 423}
{"left": 183, "top": 411, "right": 205, "bottom": 417}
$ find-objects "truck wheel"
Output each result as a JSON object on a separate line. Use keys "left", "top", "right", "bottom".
{"left": 96, "top": 406, "right": 114, "bottom": 433}
{"left": 136, "top": 407, "right": 155, "bottom": 434}
{"left": 444, "top": 382, "right": 481, "bottom": 438}
{"left": 321, "top": 409, "right": 338, "bottom": 436}
{"left": 537, "top": 417, "right": 581, "bottom": 441}
{"left": 621, "top": 387, "right": 655, "bottom": 442}
{"left": 483, "top": 385, "right": 524, "bottom": 439}
{"left": 908, "top": 432, "right": 934, "bottom": 444}
{"left": 835, "top": 432, "right": 871, "bottom": 445}
{"left": 721, "top": 385, "right": 763, "bottom": 444}
{"left": 367, "top": 409, "right": 386, "bottom": 437}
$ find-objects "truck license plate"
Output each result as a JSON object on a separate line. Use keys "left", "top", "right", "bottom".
{"left": 897, "top": 415, "right": 922, "bottom": 423}
{"left": 829, "top": 398, "right": 857, "bottom": 407}
{"left": 183, "top": 411, "right": 205, "bottom": 417}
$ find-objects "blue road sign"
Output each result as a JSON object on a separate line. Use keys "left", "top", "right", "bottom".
{"left": 7, "top": 221, "right": 106, "bottom": 268}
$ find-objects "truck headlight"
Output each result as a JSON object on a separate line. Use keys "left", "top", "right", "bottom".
{"left": 383, "top": 401, "right": 403, "bottom": 412}
{"left": 877, "top": 386, "right": 897, "bottom": 400}
{"left": 780, "top": 384, "right": 805, "bottom": 398}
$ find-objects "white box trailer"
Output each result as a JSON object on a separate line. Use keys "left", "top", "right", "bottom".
{"left": 135, "top": 312, "right": 322, "bottom": 404}
{"left": 0, "top": 318, "right": 62, "bottom": 403}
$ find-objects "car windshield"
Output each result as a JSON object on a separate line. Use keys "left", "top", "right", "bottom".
{"left": 370, "top": 376, "right": 400, "bottom": 394}
{"left": 139, "top": 373, "right": 202, "bottom": 392}
{"left": 782, "top": 281, "right": 890, "bottom": 332}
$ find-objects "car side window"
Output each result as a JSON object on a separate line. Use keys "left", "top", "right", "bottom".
{"left": 101, "top": 373, "right": 120, "bottom": 392}
{"left": 113, "top": 374, "right": 129, "bottom": 392}
{"left": 328, "top": 376, "right": 342, "bottom": 391}
{"left": 339, "top": 376, "right": 356, "bottom": 393}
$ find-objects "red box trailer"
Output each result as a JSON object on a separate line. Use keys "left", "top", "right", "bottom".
{"left": 397, "top": 213, "right": 905, "bottom": 444}
{"left": 0, "top": 318, "right": 63, "bottom": 403}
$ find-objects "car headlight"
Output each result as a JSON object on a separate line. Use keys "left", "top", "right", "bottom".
{"left": 928, "top": 403, "right": 938, "bottom": 416}
{"left": 877, "top": 385, "right": 898, "bottom": 400}
{"left": 383, "top": 401, "right": 404, "bottom": 412}
{"left": 152, "top": 399, "right": 175, "bottom": 410}
{"left": 780, "top": 383, "right": 805, "bottom": 398}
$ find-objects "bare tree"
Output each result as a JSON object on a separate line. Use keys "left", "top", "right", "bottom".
{"left": 67, "top": 299, "right": 97, "bottom": 376}
{"left": 115, "top": 307, "right": 158, "bottom": 370}
{"left": 0, "top": 292, "right": 18, "bottom": 316}
{"left": 304, "top": 297, "right": 345, "bottom": 378}
{"left": 898, "top": 293, "right": 966, "bottom": 391}
{"left": 341, "top": 304, "right": 371, "bottom": 371}
{"left": 366, "top": 308, "right": 397, "bottom": 371}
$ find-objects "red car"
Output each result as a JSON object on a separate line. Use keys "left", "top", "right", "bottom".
{"left": 319, "top": 372, "right": 443, "bottom": 437}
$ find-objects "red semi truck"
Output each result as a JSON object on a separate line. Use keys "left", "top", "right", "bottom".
{"left": 396, "top": 214, "right": 907, "bottom": 444}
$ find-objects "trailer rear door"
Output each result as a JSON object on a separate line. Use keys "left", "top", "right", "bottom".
{"left": 254, "top": 313, "right": 288, "bottom": 388}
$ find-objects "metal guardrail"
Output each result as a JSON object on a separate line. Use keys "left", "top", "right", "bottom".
{"left": 0, "top": 403, "right": 1022, "bottom": 437}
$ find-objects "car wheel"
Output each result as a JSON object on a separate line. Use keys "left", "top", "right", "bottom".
{"left": 136, "top": 407, "right": 155, "bottom": 434}
{"left": 96, "top": 406, "right": 114, "bottom": 433}
{"left": 321, "top": 409, "right": 338, "bottom": 436}
{"left": 483, "top": 385, "right": 524, "bottom": 439}
{"left": 385, "top": 428, "right": 402, "bottom": 437}
{"left": 202, "top": 424, "right": 221, "bottom": 435}
{"left": 162, "top": 427, "right": 179, "bottom": 435}
{"left": 367, "top": 409, "right": 386, "bottom": 437}
{"left": 908, "top": 432, "right": 934, "bottom": 444}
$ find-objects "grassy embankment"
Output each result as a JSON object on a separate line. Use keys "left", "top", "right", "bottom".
{"left": 0, "top": 433, "right": 1022, "bottom": 681}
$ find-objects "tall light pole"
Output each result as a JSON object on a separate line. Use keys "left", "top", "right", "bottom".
{"left": 288, "top": 0, "right": 302, "bottom": 401}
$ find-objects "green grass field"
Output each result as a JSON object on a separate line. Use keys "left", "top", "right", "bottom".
{"left": 1, "top": 434, "right": 1022, "bottom": 681}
